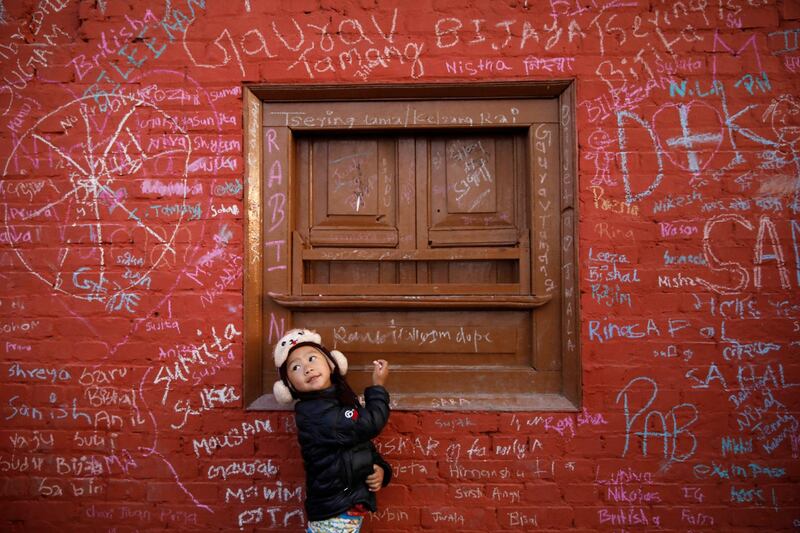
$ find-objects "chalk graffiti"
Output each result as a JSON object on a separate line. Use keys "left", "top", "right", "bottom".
{"left": 616, "top": 377, "right": 699, "bottom": 463}
{"left": 1, "top": 94, "right": 192, "bottom": 312}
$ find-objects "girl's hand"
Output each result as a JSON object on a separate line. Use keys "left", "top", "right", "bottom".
{"left": 372, "top": 360, "right": 389, "bottom": 386}
{"left": 366, "top": 464, "right": 384, "bottom": 492}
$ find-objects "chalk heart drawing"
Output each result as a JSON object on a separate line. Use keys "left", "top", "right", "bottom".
{"left": 1, "top": 94, "right": 191, "bottom": 315}
{"left": 652, "top": 101, "right": 724, "bottom": 174}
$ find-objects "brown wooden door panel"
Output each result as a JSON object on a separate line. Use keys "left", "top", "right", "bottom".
{"left": 428, "top": 133, "right": 521, "bottom": 247}
{"left": 446, "top": 261, "right": 500, "bottom": 284}
{"left": 345, "top": 370, "right": 561, "bottom": 396}
{"left": 306, "top": 137, "right": 399, "bottom": 247}
{"left": 297, "top": 310, "right": 530, "bottom": 367}
{"left": 328, "top": 261, "right": 382, "bottom": 285}
{"left": 413, "top": 260, "right": 518, "bottom": 284}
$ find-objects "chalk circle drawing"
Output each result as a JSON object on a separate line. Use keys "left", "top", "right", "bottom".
{"left": 1, "top": 93, "right": 192, "bottom": 307}
{"left": 763, "top": 94, "right": 800, "bottom": 160}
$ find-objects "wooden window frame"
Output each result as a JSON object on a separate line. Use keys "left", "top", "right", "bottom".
{"left": 243, "top": 82, "right": 579, "bottom": 411}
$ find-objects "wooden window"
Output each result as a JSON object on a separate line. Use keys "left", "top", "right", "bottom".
{"left": 244, "top": 83, "right": 579, "bottom": 411}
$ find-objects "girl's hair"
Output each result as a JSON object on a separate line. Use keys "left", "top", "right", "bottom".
{"left": 279, "top": 342, "right": 360, "bottom": 407}
{"left": 329, "top": 367, "right": 360, "bottom": 408}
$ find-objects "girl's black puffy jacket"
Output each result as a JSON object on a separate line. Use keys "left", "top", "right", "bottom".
{"left": 294, "top": 384, "right": 392, "bottom": 522}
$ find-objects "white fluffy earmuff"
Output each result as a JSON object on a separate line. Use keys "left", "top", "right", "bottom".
{"left": 272, "top": 380, "right": 295, "bottom": 404}
{"left": 329, "top": 349, "right": 348, "bottom": 375}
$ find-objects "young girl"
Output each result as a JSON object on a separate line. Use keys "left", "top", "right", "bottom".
{"left": 272, "top": 328, "right": 392, "bottom": 533}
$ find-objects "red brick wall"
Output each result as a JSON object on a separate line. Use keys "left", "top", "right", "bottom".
{"left": 1, "top": 0, "right": 799, "bottom": 530}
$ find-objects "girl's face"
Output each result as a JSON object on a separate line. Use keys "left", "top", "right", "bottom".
{"left": 286, "top": 345, "right": 333, "bottom": 393}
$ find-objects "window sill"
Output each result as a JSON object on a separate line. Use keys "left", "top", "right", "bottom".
{"left": 247, "top": 392, "right": 578, "bottom": 412}
{"left": 269, "top": 292, "right": 551, "bottom": 310}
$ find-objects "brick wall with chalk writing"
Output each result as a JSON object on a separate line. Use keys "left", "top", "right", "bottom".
{"left": 1, "top": 0, "right": 799, "bottom": 530}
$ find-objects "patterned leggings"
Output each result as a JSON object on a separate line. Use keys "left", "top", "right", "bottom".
{"left": 306, "top": 512, "right": 364, "bottom": 533}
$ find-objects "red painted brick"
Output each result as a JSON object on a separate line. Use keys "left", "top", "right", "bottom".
{"left": 385, "top": 411, "right": 419, "bottom": 433}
